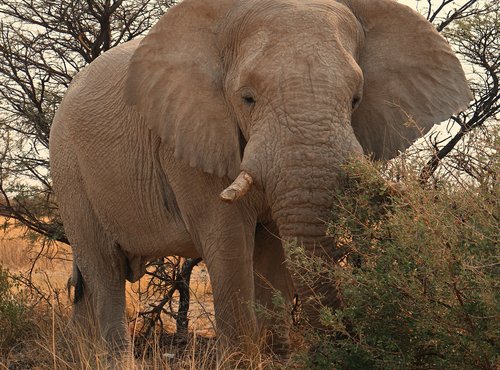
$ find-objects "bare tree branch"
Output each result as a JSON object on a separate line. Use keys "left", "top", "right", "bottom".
{"left": 0, "top": 0, "right": 174, "bottom": 244}
{"left": 419, "top": 1, "right": 499, "bottom": 184}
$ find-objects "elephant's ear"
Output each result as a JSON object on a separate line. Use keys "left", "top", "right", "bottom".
{"left": 340, "top": 0, "right": 472, "bottom": 160}
{"left": 125, "top": 0, "right": 240, "bottom": 178}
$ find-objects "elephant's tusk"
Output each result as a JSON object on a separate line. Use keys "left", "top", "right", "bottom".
{"left": 219, "top": 171, "right": 253, "bottom": 203}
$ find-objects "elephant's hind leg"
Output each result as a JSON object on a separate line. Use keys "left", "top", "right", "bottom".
{"left": 58, "top": 185, "right": 129, "bottom": 354}
{"left": 253, "top": 222, "right": 294, "bottom": 357}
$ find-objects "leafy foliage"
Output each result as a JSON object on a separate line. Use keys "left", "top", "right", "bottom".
{"left": 294, "top": 158, "right": 499, "bottom": 370}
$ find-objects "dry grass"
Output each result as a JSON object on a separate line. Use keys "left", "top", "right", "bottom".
{"left": 1, "top": 302, "right": 279, "bottom": 369}
{"left": 0, "top": 235, "right": 26, "bottom": 269}
{"left": 0, "top": 219, "right": 304, "bottom": 368}
{"left": 0, "top": 218, "right": 215, "bottom": 337}
{"left": 1, "top": 218, "right": 281, "bottom": 369}
{"left": 0, "top": 220, "right": 72, "bottom": 293}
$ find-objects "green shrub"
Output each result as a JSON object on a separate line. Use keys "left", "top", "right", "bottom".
{"left": 0, "top": 266, "right": 31, "bottom": 354}
{"left": 293, "top": 159, "right": 499, "bottom": 370}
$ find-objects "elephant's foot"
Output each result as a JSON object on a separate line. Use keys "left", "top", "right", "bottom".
{"left": 104, "top": 351, "right": 136, "bottom": 370}
{"left": 270, "top": 339, "right": 291, "bottom": 361}
{"left": 260, "top": 327, "right": 291, "bottom": 361}
{"left": 214, "top": 331, "right": 267, "bottom": 369}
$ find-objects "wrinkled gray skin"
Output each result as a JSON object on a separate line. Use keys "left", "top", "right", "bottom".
{"left": 50, "top": 0, "right": 471, "bottom": 356}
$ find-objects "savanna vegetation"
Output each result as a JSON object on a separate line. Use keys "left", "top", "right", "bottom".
{"left": 289, "top": 156, "right": 499, "bottom": 369}
{"left": 0, "top": 0, "right": 498, "bottom": 369}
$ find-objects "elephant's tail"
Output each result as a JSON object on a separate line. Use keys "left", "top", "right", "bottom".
{"left": 67, "top": 262, "right": 84, "bottom": 304}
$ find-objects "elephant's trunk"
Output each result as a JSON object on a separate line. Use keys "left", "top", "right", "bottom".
{"left": 232, "top": 81, "right": 364, "bottom": 321}
{"left": 268, "top": 127, "right": 363, "bottom": 325}
{"left": 272, "top": 164, "right": 343, "bottom": 325}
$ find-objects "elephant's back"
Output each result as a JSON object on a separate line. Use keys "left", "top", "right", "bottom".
{"left": 57, "top": 39, "right": 141, "bottom": 128}
{"left": 49, "top": 39, "right": 142, "bottom": 198}
{"left": 50, "top": 39, "right": 142, "bottom": 155}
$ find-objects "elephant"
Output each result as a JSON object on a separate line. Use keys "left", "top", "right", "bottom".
{"left": 49, "top": 0, "right": 471, "bottom": 358}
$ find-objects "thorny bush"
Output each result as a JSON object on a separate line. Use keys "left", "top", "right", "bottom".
{"left": 288, "top": 157, "right": 499, "bottom": 370}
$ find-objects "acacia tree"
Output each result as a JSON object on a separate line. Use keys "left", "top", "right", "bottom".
{"left": 414, "top": 0, "right": 499, "bottom": 184}
{"left": 0, "top": 0, "right": 173, "bottom": 240}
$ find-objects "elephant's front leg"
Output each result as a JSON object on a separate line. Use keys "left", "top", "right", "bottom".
{"left": 253, "top": 222, "right": 294, "bottom": 357}
{"left": 202, "top": 223, "right": 259, "bottom": 355}
{"left": 160, "top": 157, "right": 261, "bottom": 354}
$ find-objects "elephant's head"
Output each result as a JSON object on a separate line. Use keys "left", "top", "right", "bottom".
{"left": 126, "top": 0, "right": 471, "bottom": 315}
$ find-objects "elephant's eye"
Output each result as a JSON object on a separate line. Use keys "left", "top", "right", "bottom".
{"left": 242, "top": 95, "right": 256, "bottom": 106}
{"left": 352, "top": 96, "right": 361, "bottom": 110}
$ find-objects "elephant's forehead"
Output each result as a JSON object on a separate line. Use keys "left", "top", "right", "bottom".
{"left": 223, "top": 0, "right": 361, "bottom": 57}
